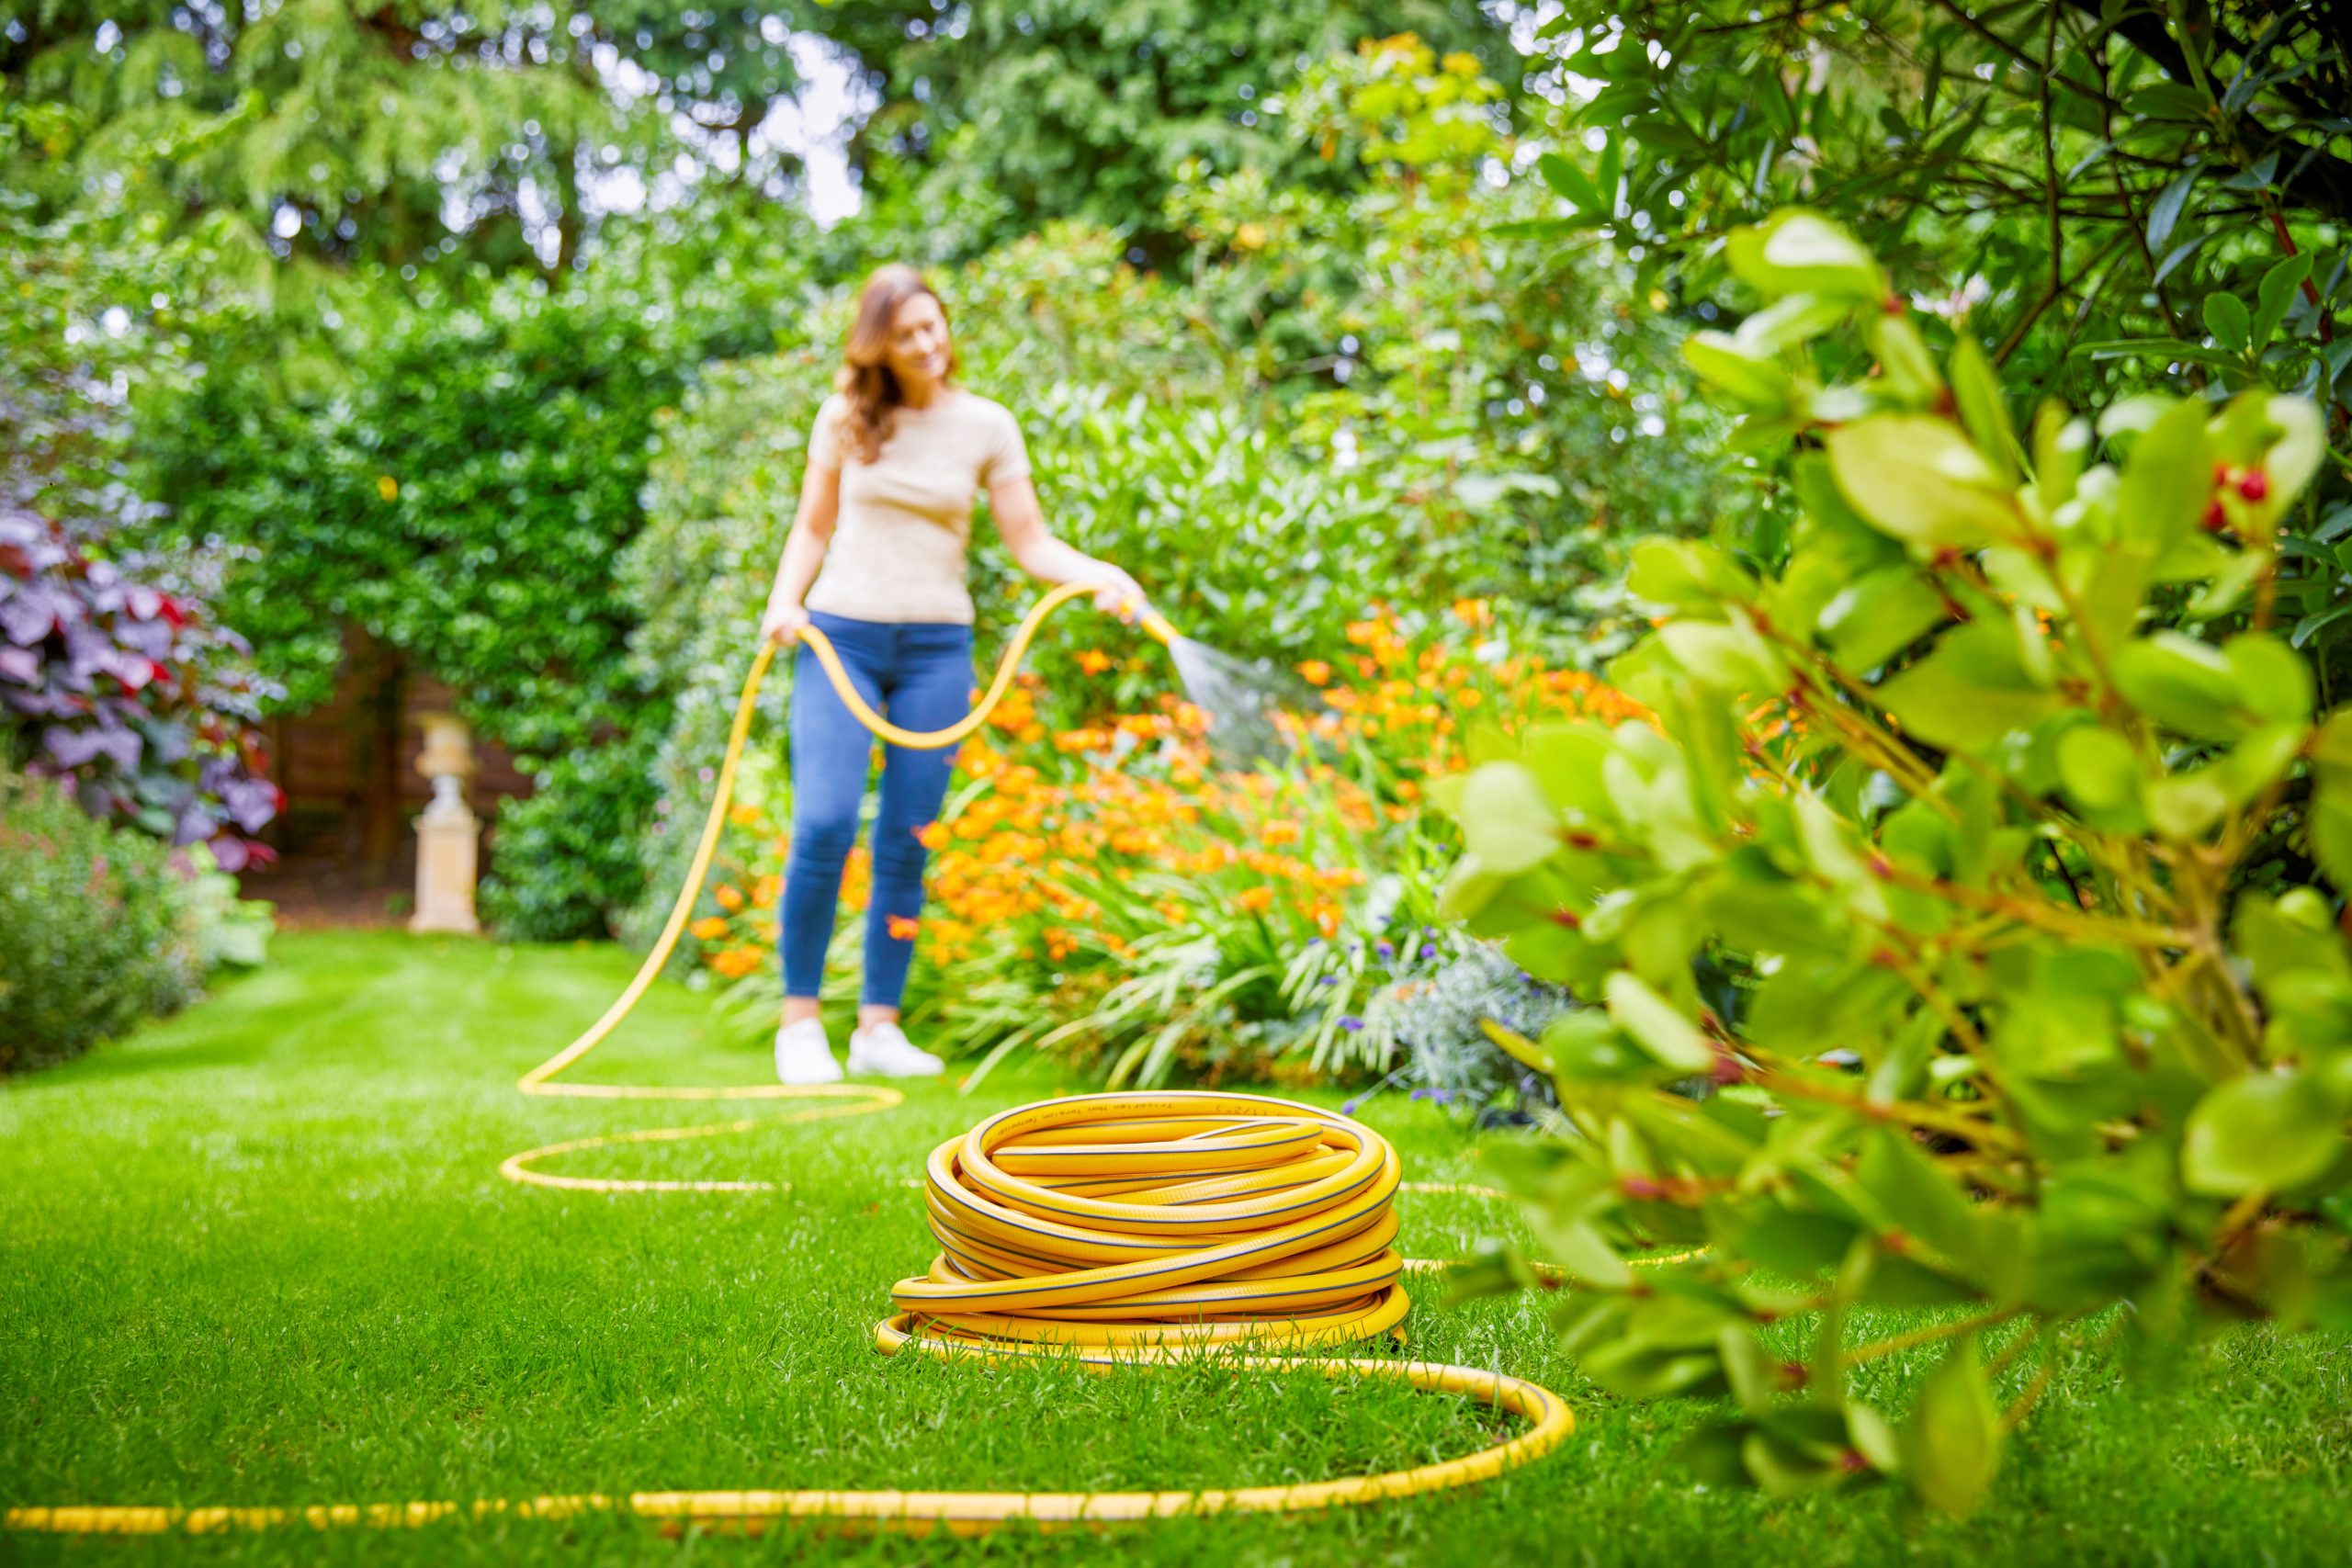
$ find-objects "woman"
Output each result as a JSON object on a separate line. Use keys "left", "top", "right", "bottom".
{"left": 758, "top": 265, "right": 1148, "bottom": 1084}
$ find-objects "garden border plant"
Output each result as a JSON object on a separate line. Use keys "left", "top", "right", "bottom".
{"left": 1436, "top": 209, "right": 2352, "bottom": 1515}
{"left": 0, "top": 765, "right": 202, "bottom": 1071}
{"left": 0, "top": 507, "right": 280, "bottom": 867}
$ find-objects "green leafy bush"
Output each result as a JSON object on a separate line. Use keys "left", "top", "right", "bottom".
{"left": 1436, "top": 209, "right": 2349, "bottom": 1515}
{"left": 0, "top": 767, "right": 200, "bottom": 1070}
{"left": 479, "top": 739, "right": 663, "bottom": 942}
{"left": 1167, "top": 33, "right": 1722, "bottom": 636}
{"left": 1523, "top": 4, "right": 2351, "bottom": 390}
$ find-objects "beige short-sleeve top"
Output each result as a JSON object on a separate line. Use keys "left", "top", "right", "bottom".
{"left": 802, "top": 388, "right": 1031, "bottom": 626}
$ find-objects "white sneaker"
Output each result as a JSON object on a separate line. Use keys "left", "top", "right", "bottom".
{"left": 846, "top": 1021, "right": 944, "bottom": 1078}
{"left": 774, "top": 1018, "right": 842, "bottom": 1085}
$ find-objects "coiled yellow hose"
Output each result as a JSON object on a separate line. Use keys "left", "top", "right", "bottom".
{"left": 5, "top": 592, "right": 1579, "bottom": 1539}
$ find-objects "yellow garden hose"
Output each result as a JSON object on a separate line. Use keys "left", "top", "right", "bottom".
{"left": 6, "top": 592, "right": 1583, "bottom": 1540}
{"left": 801, "top": 581, "right": 1179, "bottom": 750}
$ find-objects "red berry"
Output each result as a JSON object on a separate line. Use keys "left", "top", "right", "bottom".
{"left": 2238, "top": 469, "right": 2270, "bottom": 502}
{"left": 2202, "top": 499, "right": 2229, "bottom": 531}
{"left": 2213, "top": 462, "right": 2232, "bottom": 487}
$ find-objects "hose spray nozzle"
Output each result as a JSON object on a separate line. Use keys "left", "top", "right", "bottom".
{"left": 1122, "top": 598, "right": 1179, "bottom": 647}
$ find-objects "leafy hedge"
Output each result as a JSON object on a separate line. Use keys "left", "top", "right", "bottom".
{"left": 141, "top": 275, "right": 728, "bottom": 938}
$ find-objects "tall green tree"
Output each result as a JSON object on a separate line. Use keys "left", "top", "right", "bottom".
{"left": 2, "top": 2, "right": 813, "bottom": 278}
{"left": 820, "top": 0, "right": 1514, "bottom": 261}
{"left": 1514, "top": 1, "right": 2352, "bottom": 705}
{"left": 1517, "top": 1, "right": 2348, "bottom": 406}
{"left": 0, "top": 93, "right": 252, "bottom": 547}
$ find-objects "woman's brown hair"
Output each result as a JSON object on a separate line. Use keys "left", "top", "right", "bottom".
{"left": 831, "top": 264, "right": 955, "bottom": 464}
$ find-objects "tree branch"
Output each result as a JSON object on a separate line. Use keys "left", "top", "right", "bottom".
{"left": 2052, "top": 0, "right": 2352, "bottom": 224}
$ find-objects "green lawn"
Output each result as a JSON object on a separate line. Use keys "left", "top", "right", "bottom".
{"left": 3, "top": 931, "right": 2346, "bottom": 1565}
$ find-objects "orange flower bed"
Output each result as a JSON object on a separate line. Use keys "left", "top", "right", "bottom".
{"left": 1304, "top": 609, "right": 1648, "bottom": 774}
{"left": 683, "top": 607, "right": 1644, "bottom": 1075}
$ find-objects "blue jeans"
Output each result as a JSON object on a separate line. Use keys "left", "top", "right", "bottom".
{"left": 779, "top": 612, "right": 973, "bottom": 1009}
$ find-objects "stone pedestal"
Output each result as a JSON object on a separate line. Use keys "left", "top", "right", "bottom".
{"left": 410, "top": 713, "right": 481, "bottom": 935}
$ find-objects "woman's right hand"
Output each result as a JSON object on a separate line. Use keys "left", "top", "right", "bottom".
{"left": 761, "top": 597, "right": 810, "bottom": 648}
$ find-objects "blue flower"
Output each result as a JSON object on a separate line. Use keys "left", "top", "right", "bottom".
{"left": 1419, "top": 942, "right": 1438, "bottom": 960}
{"left": 1340, "top": 1098, "right": 1362, "bottom": 1115}
{"left": 1340, "top": 1015, "right": 1365, "bottom": 1032}
{"left": 1317, "top": 975, "right": 1339, "bottom": 986}
{"left": 1376, "top": 941, "right": 1394, "bottom": 959}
